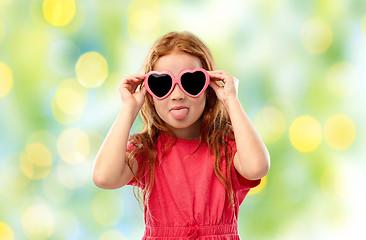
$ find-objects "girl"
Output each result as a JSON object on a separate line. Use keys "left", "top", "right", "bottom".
{"left": 93, "top": 32, "right": 270, "bottom": 239}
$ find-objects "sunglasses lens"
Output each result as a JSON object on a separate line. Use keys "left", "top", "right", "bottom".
{"left": 181, "top": 71, "right": 206, "bottom": 96}
{"left": 148, "top": 74, "right": 172, "bottom": 98}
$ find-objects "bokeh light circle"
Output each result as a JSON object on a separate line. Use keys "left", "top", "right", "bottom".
{"left": 55, "top": 87, "right": 86, "bottom": 115}
{"left": 128, "top": 0, "right": 160, "bottom": 45}
{"left": 75, "top": 52, "right": 108, "bottom": 88}
{"left": 51, "top": 78, "right": 88, "bottom": 125}
{"left": 53, "top": 210, "right": 80, "bottom": 239}
{"left": 362, "top": 15, "right": 366, "bottom": 41}
{"left": 26, "top": 142, "right": 53, "bottom": 167}
{"left": 55, "top": 78, "right": 88, "bottom": 115}
{"left": 0, "top": 62, "right": 13, "bottom": 98}
{"left": 320, "top": 166, "right": 344, "bottom": 201}
{"left": 289, "top": 115, "right": 322, "bottom": 152}
{"left": 0, "top": 221, "right": 14, "bottom": 240}
{"left": 0, "top": 154, "right": 31, "bottom": 196}
{"left": 324, "top": 114, "right": 356, "bottom": 150}
{"left": 43, "top": 172, "right": 72, "bottom": 203}
{"left": 326, "top": 62, "right": 358, "bottom": 98}
{"left": 248, "top": 175, "right": 267, "bottom": 195}
{"left": 0, "top": 0, "right": 13, "bottom": 7}
{"left": 42, "top": 0, "right": 76, "bottom": 27}
{"left": 301, "top": 18, "right": 333, "bottom": 54}
{"left": 27, "top": 130, "right": 56, "bottom": 150}
{"left": 21, "top": 204, "right": 54, "bottom": 239}
{"left": 92, "top": 191, "right": 124, "bottom": 226}
{"left": 253, "top": 107, "right": 286, "bottom": 143}
{"left": 20, "top": 142, "right": 53, "bottom": 179}
{"left": 57, "top": 128, "right": 90, "bottom": 164}
{"left": 57, "top": 161, "right": 90, "bottom": 189}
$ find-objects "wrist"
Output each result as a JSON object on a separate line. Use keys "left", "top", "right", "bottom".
{"left": 222, "top": 96, "right": 240, "bottom": 109}
{"left": 223, "top": 97, "right": 246, "bottom": 120}
{"left": 120, "top": 103, "right": 140, "bottom": 118}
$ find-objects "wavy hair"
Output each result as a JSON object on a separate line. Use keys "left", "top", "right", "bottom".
{"left": 127, "top": 32, "right": 235, "bottom": 208}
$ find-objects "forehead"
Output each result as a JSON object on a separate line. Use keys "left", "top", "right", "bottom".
{"left": 153, "top": 51, "right": 202, "bottom": 76}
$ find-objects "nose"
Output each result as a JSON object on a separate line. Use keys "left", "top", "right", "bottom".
{"left": 170, "top": 83, "right": 185, "bottom": 100}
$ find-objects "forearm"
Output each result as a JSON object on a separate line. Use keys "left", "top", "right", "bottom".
{"left": 225, "top": 97, "right": 270, "bottom": 180}
{"left": 92, "top": 104, "right": 139, "bottom": 189}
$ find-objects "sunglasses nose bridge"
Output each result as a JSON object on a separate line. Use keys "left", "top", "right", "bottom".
{"left": 170, "top": 82, "right": 186, "bottom": 100}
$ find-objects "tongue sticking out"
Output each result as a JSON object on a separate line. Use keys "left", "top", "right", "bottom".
{"left": 170, "top": 108, "right": 189, "bottom": 120}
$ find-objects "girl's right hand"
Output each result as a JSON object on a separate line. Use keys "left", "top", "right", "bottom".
{"left": 118, "top": 74, "right": 147, "bottom": 110}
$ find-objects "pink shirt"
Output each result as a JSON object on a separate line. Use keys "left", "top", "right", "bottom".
{"left": 128, "top": 133, "right": 260, "bottom": 239}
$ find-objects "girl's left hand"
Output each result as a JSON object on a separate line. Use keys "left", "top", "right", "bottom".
{"left": 208, "top": 70, "right": 239, "bottom": 106}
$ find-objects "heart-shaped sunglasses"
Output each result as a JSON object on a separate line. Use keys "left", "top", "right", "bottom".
{"left": 144, "top": 68, "right": 210, "bottom": 100}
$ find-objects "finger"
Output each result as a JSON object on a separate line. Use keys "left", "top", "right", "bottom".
{"left": 120, "top": 83, "right": 135, "bottom": 93}
{"left": 128, "top": 74, "right": 145, "bottom": 79}
{"left": 139, "top": 85, "right": 147, "bottom": 95}
{"left": 127, "top": 76, "right": 145, "bottom": 85}
{"left": 120, "top": 81, "right": 139, "bottom": 94}
{"left": 121, "top": 75, "right": 145, "bottom": 92}
{"left": 208, "top": 70, "right": 232, "bottom": 80}
{"left": 122, "top": 74, "right": 145, "bottom": 84}
{"left": 133, "top": 74, "right": 146, "bottom": 81}
{"left": 209, "top": 81, "right": 221, "bottom": 92}
{"left": 136, "top": 83, "right": 146, "bottom": 93}
{"left": 209, "top": 77, "right": 226, "bottom": 87}
{"left": 208, "top": 72, "right": 227, "bottom": 82}
{"left": 210, "top": 73, "right": 237, "bottom": 86}
{"left": 208, "top": 70, "right": 227, "bottom": 74}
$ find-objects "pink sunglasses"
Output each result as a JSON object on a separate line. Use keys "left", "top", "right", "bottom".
{"left": 144, "top": 68, "right": 210, "bottom": 100}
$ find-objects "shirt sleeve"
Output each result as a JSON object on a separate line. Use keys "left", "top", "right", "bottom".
{"left": 226, "top": 138, "right": 261, "bottom": 200}
{"left": 126, "top": 143, "right": 145, "bottom": 189}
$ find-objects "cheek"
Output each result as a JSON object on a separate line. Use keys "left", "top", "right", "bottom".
{"left": 152, "top": 99, "right": 166, "bottom": 118}
{"left": 195, "top": 94, "right": 207, "bottom": 116}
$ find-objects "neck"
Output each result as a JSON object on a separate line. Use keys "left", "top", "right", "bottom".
{"left": 168, "top": 122, "right": 201, "bottom": 140}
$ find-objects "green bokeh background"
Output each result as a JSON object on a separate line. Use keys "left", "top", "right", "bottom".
{"left": 1, "top": 0, "right": 366, "bottom": 239}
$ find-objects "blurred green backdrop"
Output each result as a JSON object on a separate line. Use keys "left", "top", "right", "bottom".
{"left": 1, "top": 0, "right": 366, "bottom": 239}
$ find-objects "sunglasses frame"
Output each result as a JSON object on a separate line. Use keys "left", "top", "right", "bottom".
{"left": 144, "top": 68, "right": 210, "bottom": 100}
